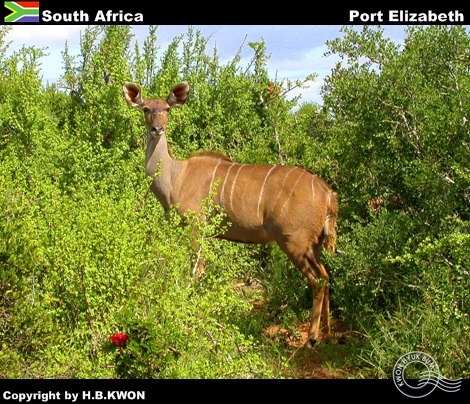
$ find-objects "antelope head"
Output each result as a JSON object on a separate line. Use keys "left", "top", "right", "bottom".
{"left": 122, "top": 82, "right": 190, "bottom": 137}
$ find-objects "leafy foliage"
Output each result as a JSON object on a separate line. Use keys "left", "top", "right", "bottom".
{"left": 320, "top": 26, "right": 470, "bottom": 378}
{"left": 1, "top": 25, "right": 469, "bottom": 378}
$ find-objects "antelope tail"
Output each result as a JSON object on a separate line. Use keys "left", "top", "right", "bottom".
{"left": 323, "top": 192, "right": 338, "bottom": 253}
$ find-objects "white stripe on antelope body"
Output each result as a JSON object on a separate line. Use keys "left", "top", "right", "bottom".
{"left": 123, "top": 82, "right": 338, "bottom": 348}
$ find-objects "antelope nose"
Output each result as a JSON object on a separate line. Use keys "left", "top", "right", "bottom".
{"left": 150, "top": 126, "right": 164, "bottom": 136}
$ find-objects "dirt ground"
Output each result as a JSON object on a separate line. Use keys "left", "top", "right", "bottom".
{"left": 264, "top": 319, "right": 353, "bottom": 379}
{"left": 238, "top": 280, "right": 357, "bottom": 379}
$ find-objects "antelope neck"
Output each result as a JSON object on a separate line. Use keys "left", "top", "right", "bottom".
{"left": 145, "top": 132, "right": 174, "bottom": 176}
{"left": 145, "top": 130, "right": 184, "bottom": 197}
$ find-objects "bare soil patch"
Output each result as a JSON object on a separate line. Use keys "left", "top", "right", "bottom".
{"left": 264, "top": 319, "right": 353, "bottom": 379}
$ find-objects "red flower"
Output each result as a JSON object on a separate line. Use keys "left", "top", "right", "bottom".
{"left": 268, "top": 83, "right": 274, "bottom": 88}
{"left": 109, "top": 332, "right": 128, "bottom": 345}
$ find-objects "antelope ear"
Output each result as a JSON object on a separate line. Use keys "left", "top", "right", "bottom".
{"left": 167, "top": 82, "right": 190, "bottom": 107}
{"left": 123, "top": 82, "right": 144, "bottom": 108}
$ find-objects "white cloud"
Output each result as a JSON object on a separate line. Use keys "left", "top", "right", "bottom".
{"left": 270, "top": 44, "right": 338, "bottom": 80}
{"left": 269, "top": 44, "right": 339, "bottom": 105}
{"left": 2, "top": 25, "right": 340, "bottom": 98}
{"left": 5, "top": 25, "right": 86, "bottom": 49}
{"left": 3, "top": 25, "right": 88, "bottom": 83}
{"left": 288, "top": 80, "right": 324, "bottom": 105}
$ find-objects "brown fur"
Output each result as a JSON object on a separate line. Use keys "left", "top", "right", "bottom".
{"left": 123, "top": 82, "right": 339, "bottom": 347}
{"left": 188, "top": 150, "right": 232, "bottom": 161}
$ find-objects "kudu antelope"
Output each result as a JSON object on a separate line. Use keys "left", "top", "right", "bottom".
{"left": 122, "top": 82, "right": 338, "bottom": 347}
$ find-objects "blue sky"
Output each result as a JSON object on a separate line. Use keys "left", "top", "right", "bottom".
{"left": 4, "top": 25, "right": 410, "bottom": 104}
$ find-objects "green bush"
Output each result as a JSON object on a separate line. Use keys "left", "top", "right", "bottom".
{"left": 1, "top": 25, "right": 469, "bottom": 378}
{"left": 320, "top": 25, "right": 470, "bottom": 377}
{"left": 328, "top": 210, "right": 421, "bottom": 328}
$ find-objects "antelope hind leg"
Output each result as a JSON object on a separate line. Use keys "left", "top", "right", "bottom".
{"left": 276, "top": 237, "right": 330, "bottom": 348}
{"left": 305, "top": 249, "right": 331, "bottom": 348}
{"left": 305, "top": 284, "right": 331, "bottom": 348}
{"left": 321, "top": 285, "right": 332, "bottom": 340}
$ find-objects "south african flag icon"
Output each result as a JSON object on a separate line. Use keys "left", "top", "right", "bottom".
{"left": 5, "top": 1, "right": 39, "bottom": 22}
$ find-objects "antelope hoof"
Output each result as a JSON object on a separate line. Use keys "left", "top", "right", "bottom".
{"left": 305, "top": 336, "right": 317, "bottom": 349}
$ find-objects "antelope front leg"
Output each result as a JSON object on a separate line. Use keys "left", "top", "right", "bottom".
{"left": 191, "top": 238, "right": 205, "bottom": 280}
{"left": 188, "top": 223, "right": 205, "bottom": 280}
